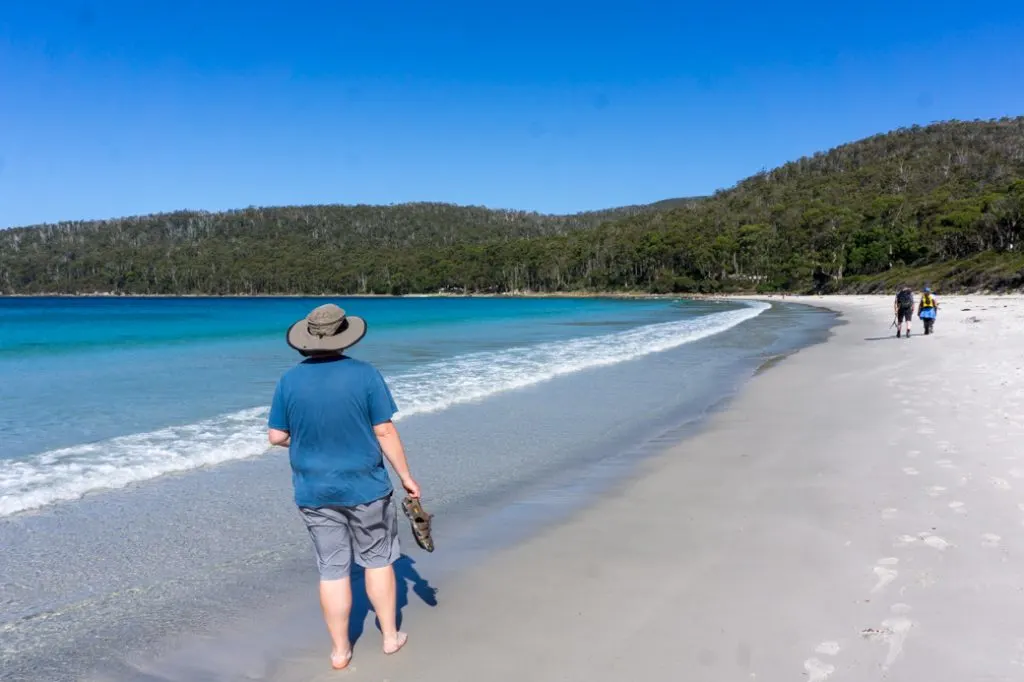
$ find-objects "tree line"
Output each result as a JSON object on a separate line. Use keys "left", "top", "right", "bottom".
{"left": 2, "top": 118, "right": 1023, "bottom": 296}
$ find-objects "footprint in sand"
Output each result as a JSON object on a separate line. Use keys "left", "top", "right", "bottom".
{"left": 907, "top": 450, "right": 921, "bottom": 458}
{"left": 982, "top": 533, "right": 1002, "bottom": 548}
{"left": 949, "top": 501, "right": 966, "bottom": 515}
{"left": 918, "top": 427, "right": 935, "bottom": 435}
{"left": 895, "top": 534, "right": 919, "bottom": 547}
{"left": 903, "top": 467, "right": 920, "bottom": 476}
{"left": 881, "top": 508, "right": 899, "bottom": 520}
{"left": 861, "top": 604, "right": 914, "bottom": 672}
{"left": 872, "top": 558, "right": 899, "bottom": 593}
{"left": 936, "top": 459, "right": 955, "bottom": 469}
{"left": 991, "top": 477, "right": 1012, "bottom": 491}
{"left": 923, "top": 535, "right": 951, "bottom": 551}
{"left": 804, "top": 658, "right": 836, "bottom": 681}
{"left": 926, "top": 486, "right": 947, "bottom": 497}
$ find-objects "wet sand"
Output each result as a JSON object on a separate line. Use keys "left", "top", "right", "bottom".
{"left": 274, "top": 295, "right": 1024, "bottom": 681}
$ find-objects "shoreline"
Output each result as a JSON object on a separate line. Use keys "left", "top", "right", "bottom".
{"left": 4, "top": 288, "right": 1020, "bottom": 301}
{"left": 0, "top": 301, "right": 833, "bottom": 681}
{"left": 264, "top": 294, "right": 1024, "bottom": 681}
{"left": 0, "top": 290, "right": 814, "bottom": 300}
{"left": 0, "top": 290, "right": 683, "bottom": 299}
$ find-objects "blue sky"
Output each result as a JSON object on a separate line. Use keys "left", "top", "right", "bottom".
{"left": 2, "top": 1, "right": 1024, "bottom": 227}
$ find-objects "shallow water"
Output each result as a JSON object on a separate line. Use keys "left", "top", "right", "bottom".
{"left": 0, "top": 296, "right": 758, "bottom": 515}
{"left": 0, "top": 298, "right": 835, "bottom": 681}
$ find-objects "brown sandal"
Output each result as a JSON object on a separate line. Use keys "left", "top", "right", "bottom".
{"left": 401, "top": 497, "right": 434, "bottom": 553}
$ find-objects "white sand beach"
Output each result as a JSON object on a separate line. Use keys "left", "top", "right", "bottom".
{"left": 272, "top": 295, "right": 1024, "bottom": 682}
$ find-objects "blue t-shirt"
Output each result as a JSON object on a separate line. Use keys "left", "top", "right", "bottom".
{"left": 268, "top": 356, "right": 397, "bottom": 508}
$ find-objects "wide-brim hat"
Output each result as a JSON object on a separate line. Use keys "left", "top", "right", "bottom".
{"left": 286, "top": 303, "right": 367, "bottom": 353}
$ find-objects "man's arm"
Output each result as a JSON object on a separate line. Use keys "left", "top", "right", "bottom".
{"left": 373, "top": 420, "right": 420, "bottom": 498}
{"left": 268, "top": 380, "right": 290, "bottom": 447}
{"left": 268, "top": 428, "right": 290, "bottom": 447}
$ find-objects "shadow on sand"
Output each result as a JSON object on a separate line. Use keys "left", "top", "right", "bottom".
{"left": 349, "top": 554, "right": 438, "bottom": 645}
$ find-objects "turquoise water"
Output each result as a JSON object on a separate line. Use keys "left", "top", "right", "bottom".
{"left": 0, "top": 296, "right": 765, "bottom": 516}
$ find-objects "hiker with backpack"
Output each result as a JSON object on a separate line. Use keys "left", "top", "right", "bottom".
{"left": 894, "top": 286, "right": 915, "bottom": 338}
{"left": 918, "top": 286, "right": 939, "bottom": 335}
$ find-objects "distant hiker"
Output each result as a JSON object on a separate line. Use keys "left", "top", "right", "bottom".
{"left": 894, "top": 286, "right": 914, "bottom": 338}
{"left": 918, "top": 286, "right": 939, "bottom": 335}
{"left": 268, "top": 303, "right": 421, "bottom": 670}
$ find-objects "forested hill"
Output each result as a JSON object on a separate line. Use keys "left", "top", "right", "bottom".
{"left": 0, "top": 199, "right": 686, "bottom": 294}
{"left": 2, "top": 118, "right": 1024, "bottom": 295}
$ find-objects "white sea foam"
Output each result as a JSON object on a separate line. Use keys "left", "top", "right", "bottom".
{"left": 0, "top": 302, "right": 768, "bottom": 516}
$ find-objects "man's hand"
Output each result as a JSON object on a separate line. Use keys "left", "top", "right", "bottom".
{"left": 401, "top": 475, "right": 421, "bottom": 499}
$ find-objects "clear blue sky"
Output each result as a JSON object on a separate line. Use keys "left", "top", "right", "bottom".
{"left": 2, "top": 1, "right": 1024, "bottom": 227}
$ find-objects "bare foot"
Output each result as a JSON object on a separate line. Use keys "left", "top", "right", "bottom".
{"left": 331, "top": 648, "right": 353, "bottom": 670}
{"left": 383, "top": 632, "right": 408, "bottom": 655}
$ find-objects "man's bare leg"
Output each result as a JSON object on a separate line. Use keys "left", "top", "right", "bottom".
{"left": 365, "top": 564, "right": 408, "bottom": 654}
{"left": 319, "top": 578, "right": 353, "bottom": 668}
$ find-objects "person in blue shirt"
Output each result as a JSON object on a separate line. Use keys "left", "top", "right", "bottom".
{"left": 268, "top": 303, "right": 421, "bottom": 670}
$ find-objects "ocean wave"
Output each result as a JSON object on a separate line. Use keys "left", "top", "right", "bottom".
{"left": 0, "top": 302, "right": 768, "bottom": 516}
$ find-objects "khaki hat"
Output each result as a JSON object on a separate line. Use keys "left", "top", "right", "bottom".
{"left": 286, "top": 304, "right": 367, "bottom": 353}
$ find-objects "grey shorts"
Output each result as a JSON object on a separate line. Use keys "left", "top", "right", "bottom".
{"left": 299, "top": 494, "right": 401, "bottom": 580}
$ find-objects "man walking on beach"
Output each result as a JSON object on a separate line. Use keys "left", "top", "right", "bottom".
{"left": 268, "top": 303, "right": 421, "bottom": 670}
{"left": 894, "top": 286, "right": 915, "bottom": 338}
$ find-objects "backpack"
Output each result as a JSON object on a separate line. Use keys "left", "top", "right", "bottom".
{"left": 896, "top": 290, "right": 913, "bottom": 308}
